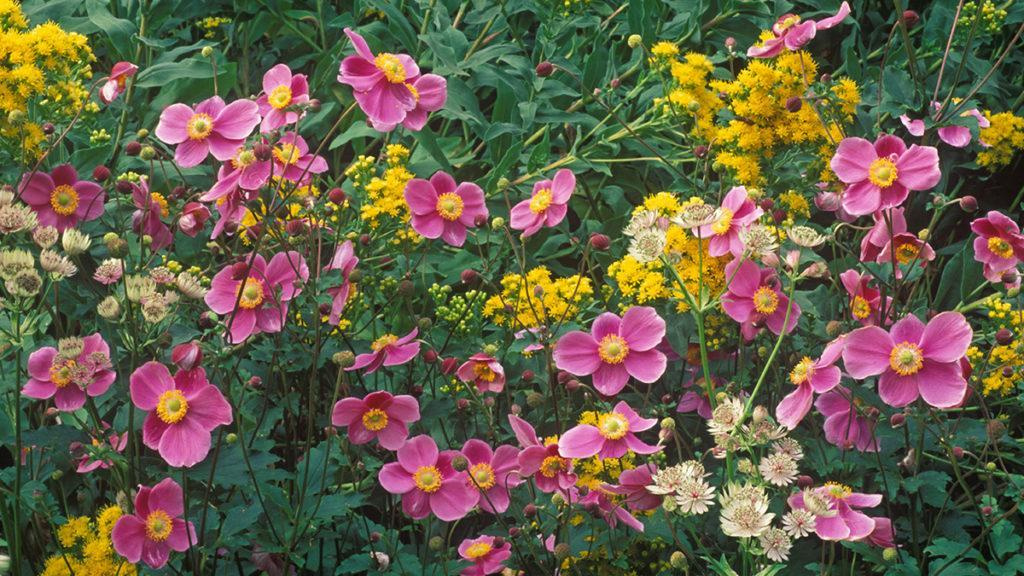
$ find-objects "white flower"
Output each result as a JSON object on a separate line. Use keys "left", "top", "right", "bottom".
{"left": 708, "top": 397, "right": 745, "bottom": 436}
{"left": 782, "top": 509, "right": 816, "bottom": 538}
{"left": 759, "top": 452, "right": 798, "bottom": 486}
{"left": 721, "top": 498, "right": 773, "bottom": 538}
{"left": 759, "top": 527, "right": 792, "bottom": 561}
{"left": 771, "top": 437, "right": 804, "bottom": 461}
{"left": 628, "top": 229, "right": 667, "bottom": 263}
{"left": 674, "top": 478, "right": 715, "bottom": 515}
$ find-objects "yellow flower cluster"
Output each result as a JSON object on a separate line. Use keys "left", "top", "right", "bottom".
{"left": 197, "top": 16, "right": 231, "bottom": 38}
{"left": 968, "top": 296, "right": 1024, "bottom": 396}
{"left": 482, "top": 266, "right": 592, "bottom": 329}
{"left": 777, "top": 190, "right": 810, "bottom": 226}
{"left": 648, "top": 41, "right": 680, "bottom": 67}
{"left": 349, "top": 145, "right": 417, "bottom": 236}
{"left": 41, "top": 505, "right": 136, "bottom": 576}
{"left": 977, "top": 111, "right": 1024, "bottom": 170}
{"left": 655, "top": 53, "right": 722, "bottom": 138}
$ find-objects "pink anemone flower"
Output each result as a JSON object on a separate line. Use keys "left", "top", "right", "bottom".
{"left": 72, "top": 427, "right": 128, "bottom": 473}
{"left": 876, "top": 232, "right": 935, "bottom": 277}
{"left": 839, "top": 270, "right": 887, "bottom": 326}
{"left": 971, "top": 211, "right": 1024, "bottom": 283}
{"left": 721, "top": 258, "right": 801, "bottom": 339}
{"left": 579, "top": 489, "right": 645, "bottom": 532}
{"left": 338, "top": 28, "right": 419, "bottom": 129}
{"left": 271, "top": 133, "right": 328, "bottom": 183}
{"left": 860, "top": 208, "right": 906, "bottom": 262}
{"left": 22, "top": 334, "right": 115, "bottom": 411}
{"left": 405, "top": 171, "right": 488, "bottom": 247}
{"left": 747, "top": 2, "right": 851, "bottom": 58}
{"left": 788, "top": 484, "right": 882, "bottom": 541}
{"left": 815, "top": 386, "right": 879, "bottom": 452}
{"left": 256, "top": 64, "right": 310, "bottom": 132}
{"left": 558, "top": 401, "right": 661, "bottom": 459}
{"left": 346, "top": 328, "right": 420, "bottom": 374}
{"left": 19, "top": 165, "right": 104, "bottom": 231}
{"left": 900, "top": 102, "right": 990, "bottom": 148}
{"left": 843, "top": 311, "right": 972, "bottom": 408}
{"left": 509, "top": 415, "right": 576, "bottom": 493}
{"left": 156, "top": 96, "right": 260, "bottom": 168}
{"left": 553, "top": 306, "right": 667, "bottom": 396}
{"left": 865, "top": 517, "right": 895, "bottom": 547}
{"left": 510, "top": 169, "right": 575, "bottom": 238}
{"left": 602, "top": 464, "right": 662, "bottom": 511}
{"left": 202, "top": 148, "right": 273, "bottom": 202}
{"left": 99, "top": 61, "right": 138, "bottom": 104}
{"left": 460, "top": 439, "right": 520, "bottom": 514}
{"left": 456, "top": 353, "right": 506, "bottom": 393}
{"left": 378, "top": 434, "right": 477, "bottom": 521}
{"left": 112, "top": 478, "right": 196, "bottom": 568}
{"left": 393, "top": 74, "right": 448, "bottom": 132}
{"left": 830, "top": 134, "right": 941, "bottom": 216}
{"left": 697, "top": 186, "right": 763, "bottom": 257}
{"left": 325, "top": 240, "right": 359, "bottom": 325}
{"left": 331, "top": 391, "right": 420, "bottom": 450}
{"left": 776, "top": 337, "right": 844, "bottom": 429}
{"left": 204, "top": 251, "right": 309, "bottom": 344}
{"left": 130, "top": 177, "right": 174, "bottom": 251}
{"left": 178, "top": 202, "right": 210, "bottom": 237}
{"left": 130, "top": 362, "right": 233, "bottom": 468}
{"left": 457, "top": 535, "right": 512, "bottom": 576}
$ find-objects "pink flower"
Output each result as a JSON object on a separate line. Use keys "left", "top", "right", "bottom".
{"left": 210, "top": 186, "right": 255, "bottom": 239}
{"left": 788, "top": 484, "right": 882, "bottom": 541}
{"left": 747, "top": 2, "right": 851, "bottom": 58}
{"left": 99, "top": 61, "right": 138, "bottom": 104}
{"left": 876, "top": 232, "right": 935, "bottom": 277}
{"left": 830, "top": 135, "right": 941, "bottom": 216}
{"left": 602, "top": 464, "right": 661, "bottom": 511}
{"left": 776, "top": 337, "right": 844, "bottom": 429}
{"left": 558, "top": 401, "right": 661, "bottom": 459}
{"left": 130, "top": 362, "right": 233, "bottom": 467}
{"left": 579, "top": 489, "right": 645, "bottom": 532}
{"left": 71, "top": 424, "right": 127, "bottom": 473}
{"left": 815, "top": 386, "right": 879, "bottom": 452}
{"left": 202, "top": 148, "right": 272, "bottom": 202}
{"left": 510, "top": 415, "right": 576, "bottom": 493}
{"left": 839, "top": 270, "right": 887, "bottom": 326}
{"left": 843, "top": 311, "right": 972, "bottom": 408}
{"left": 178, "top": 202, "right": 210, "bottom": 237}
{"left": 256, "top": 64, "right": 310, "bottom": 132}
{"left": 404, "top": 171, "right": 487, "bottom": 247}
{"left": 860, "top": 208, "right": 906, "bottom": 262}
{"left": 22, "top": 334, "right": 115, "bottom": 411}
{"left": 155, "top": 96, "right": 260, "bottom": 168}
{"left": 510, "top": 169, "right": 575, "bottom": 238}
{"left": 325, "top": 241, "right": 359, "bottom": 326}
{"left": 865, "top": 517, "right": 895, "bottom": 547}
{"left": 460, "top": 439, "right": 520, "bottom": 514}
{"left": 971, "top": 211, "right": 1024, "bottom": 283}
{"left": 346, "top": 328, "right": 420, "bottom": 374}
{"left": 900, "top": 102, "right": 990, "bottom": 148}
{"left": 697, "top": 186, "right": 763, "bottom": 257}
{"left": 270, "top": 133, "right": 328, "bottom": 183}
{"left": 18, "top": 165, "right": 104, "bottom": 231}
{"left": 396, "top": 74, "right": 448, "bottom": 132}
{"left": 456, "top": 354, "right": 506, "bottom": 393}
{"left": 112, "top": 478, "right": 197, "bottom": 568}
{"left": 457, "top": 535, "right": 512, "bottom": 576}
{"left": 172, "top": 341, "right": 203, "bottom": 371}
{"left": 721, "top": 258, "right": 801, "bottom": 339}
{"left": 130, "top": 177, "right": 174, "bottom": 251}
{"left": 331, "top": 391, "right": 420, "bottom": 450}
{"left": 553, "top": 306, "right": 667, "bottom": 396}
{"left": 204, "top": 252, "right": 310, "bottom": 344}
{"left": 378, "top": 434, "right": 477, "bottom": 521}
{"left": 337, "top": 28, "right": 419, "bottom": 130}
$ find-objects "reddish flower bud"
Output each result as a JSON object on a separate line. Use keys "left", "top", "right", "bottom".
{"left": 253, "top": 142, "right": 272, "bottom": 161}
{"left": 536, "top": 61, "right": 554, "bottom": 77}
{"left": 694, "top": 145, "right": 708, "bottom": 158}
{"left": 901, "top": 10, "right": 919, "bottom": 27}
{"left": 423, "top": 348, "right": 438, "bottom": 363}
{"left": 410, "top": 385, "right": 424, "bottom": 397}
{"left": 565, "top": 379, "right": 581, "bottom": 391}
{"left": 198, "top": 311, "right": 216, "bottom": 329}
{"left": 772, "top": 209, "right": 786, "bottom": 223}
{"left": 442, "top": 357, "right": 458, "bottom": 375}
{"left": 890, "top": 413, "right": 906, "bottom": 428}
{"left": 115, "top": 179, "right": 133, "bottom": 194}
{"left": 359, "top": 234, "right": 371, "bottom": 246}
{"left": 42, "top": 122, "right": 55, "bottom": 135}
{"left": 328, "top": 187, "right": 347, "bottom": 204}
{"left": 179, "top": 202, "right": 211, "bottom": 237}
{"left": 125, "top": 141, "right": 142, "bottom": 156}
{"left": 724, "top": 37, "right": 736, "bottom": 49}
{"left": 521, "top": 370, "right": 535, "bottom": 382}
{"left": 785, "top": 96, "right": 803, "bottom": 112}
{"left": 523, "top": 503, "right": 537, "bottom": 517}
{"left": 589, "top": 233, "right": 611, "bottom": 251}
{"left": 171, "top": 341, "right": 203, "bottom": 370}
{"left": 461, "top": 269, "right": 479, "bottom": 284}
{"left": 996, "top": 328, "right": 1014, "bottom": 345}
{"left": 797, "top": 475, "right": 814, "bottom": 489}
{"left": 952, "top": 446, "right": 964, "bottom": 459}
{"left": 92, "top": 165, "right": 111, "bottom": 182}
{"left": 456, "top": 398, "right": 469, "bottom": 410}
{"left": 959, "top": 195, "right": 978, "bottom": 213}
{"left": 508, "top": 527, "right": 521, "bottom": 538}
{"left": 610, "top": 77, "right": 620, "bottom": 89}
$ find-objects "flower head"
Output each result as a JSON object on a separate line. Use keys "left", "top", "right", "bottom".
{"left": 457, "top": 535, "right": 511, "bottom": 576}
{"left": 18, "top": 165, "right": 104, "bottom": 232}
{"left": 99, "top": 61, "right": 138, "bottom": 104}
{"left": 22, "top": 334, "right": 115, "bottom": 411}
{"left": 112, "top": 478, "right": 196, "bottom": 568}
{"left": 346, "top": 328, "right": 420, "bottom": 374}
{"left": 788, "top": 483, "right": 883, "bottom": 541}
{"left": 697, "top": 186, "right": 763, "bottom": 257}
{"left": 510, "top": 169, "right": 575, "bottom": 238}
{"left": 456, "top": 353, "right": 506, "bottom": 393}
{"left": 460, "top": 439, "right": 520, "bottom": 514}
{"left": 325, "top": 241, "right": 359, "bottom": 325}
{"left": 378, "top": 435, "right": 477, "bottom": 521}
{"left": 156, "top": 96, "right": 260, "bottom": 168}
{"left": 830, "top": 135, "right": 941, "bottom": 216}
{"left": 558, "top": 401, "right": 661, "bottom": 459}
{"left": 332, "top": 391, "right": 420, "bottom": 450}
{"left": 815, "top": 386, "right": 879, "bottom": 452}
{"left": 721, "top": 259, "right": 801, "bottom": 340}
{"left": 776, "top": 337, "right": 844, "bottom": 429}
{"left": 510, "top": 415, "right": 576, "bottom": 493}
{"left": 130, "top": 177, "right": 174, "bottom": 251}
{"left": 256, "top": 64, "right": 310, "bottom": 132}
{"left": 971, "top": 211, "right": 1024, "bottom": 283}
{"left": 405, "top": 171, "right": 488, "bottom": 247}
{"left": 748, "top": 2, "right": 851, "bottom": 58}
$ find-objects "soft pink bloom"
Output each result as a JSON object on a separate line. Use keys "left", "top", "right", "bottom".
{"left": 876, "top": 232, "right": 935, "bottom": 277}
{"left": 270, "top": 133, "right": 328, "bottom": 183}
{"left": 697, "top": 186, "right": 763, "bottom": 257}
{"left": 559, "top": 401, "right": 661, "bottom": 459}
{"left": 747, "top": 2, "right": 851, "bottom": 58}
{"left": 338, "top": 28, "right": 419, "bottom": 130}
{"left": 865, "top": 517, "right": 895, "bottom": 547}
{"left": 579, "top": 489, "right": 645, "bottom": 532}
{"left": 256, "top": 64, "right": 310, "bottom": 132}
{"left": 721, "top": 258, "right": 801, "bottom": 339}
{"left": 776, "top": 337, "right": 844, "bottom": 429}
{"left": 860, "top": 208, "right": 906, "bottom": 262}
{"left": 460, "top": 439, "right": 520, "bottom": 514}
{"left": 814, "top": 182, "right": 857, "bottom": 223}
{"left": 971, "top": 211, "right": 1024, "bottom": 283}
{"left": 815, "top": 386, "right": 879, "bottom": 452}
{"left": 456, "top": 354, "right": 506, "bottom": 393}
{"left": 510, "top": 169, "right": 575, "bottom": 238}
{"left": 130, "top": 362, "right": 232, "bottom": 468}
{"left": 843, "top": 311, "right": 972, "bottom": 408}
{"left": 204, "top": 252, "right": 310, "bottom": 344}
{"left": 378, "top": 434, "right": 477, "bottom": 521}
{"left": 510, "top": 415, "right": 576, "bottom": 493}
{"left": 201, "top": 148, "right": 272, "bottom": 202}
{"left": 331, "top": 391, "right": 420, "bottom": 450}
{"left": 405, "top": 171, "right": 488, "bottom": 247}
{"left": 171, "top": 341, "right": 203, "bottom": 371}
{"left": 210, "top": 186, "right": 256, "bottom": 239}
{"left": 553, "top": 306, "right": 667, "bottom": 396}
{"left": 99, "top": 61, "right": 139, "bottom": 104}
{"left": 178, "top": 202, "right": 210, "bottom": 237}
{"left": 325, "top": 241, "right": 359, "bottom": 325}
{"left": 22, "top": 334, "right": 115, "bottom": 411}
{"left": 156, "top": 96, "right": 260, "bottom": 168}
{"left": 346, "top": 328, "right": 420, "bottom": 374}
{"left": 830, "top": 135, "right": 941, "bottom": 216}
{"left": 71, "top": 424, "right": 127, "bottom": 473}
{"left": 130, "top": 177, "right": 174, "bottom": 251}
{"left": 676, "top": 375, "right": 720, "bottom": 420}
{"left": 112, "top": 478, "right": 197, "bottom": 568}
{"left": 457, "top": 535, "right": 512, "bottom": 576}
{"left": 840, "top": 270, "right": 887, "bottom": 326}
{"left": 395, "top": 74, "right": 448, "bottom": 131}
{"left": 900, "top": 101, "right": 990, "bottom": 148}
{"left": 602, "top": 464, "right": 661, "bottom": 511}
{"left": 18, "top": 165, "right": 104, "bottom": 231}
{"left": 789, "top": 484, "right": 882, "bottom": 541}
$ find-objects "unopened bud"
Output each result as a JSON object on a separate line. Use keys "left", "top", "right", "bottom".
{"left": 92, "top": 165, "right": 111, "bottom": 182}
{"left": 332, "top": 351, "right": 356, "bottom": 368}
{"left": 523, "top": 503, "right": 537, "bottom": 517}
{"left": 139, "top": 145, "right": 156, "bottom": 160}
{"left": 423, "top": 349, "right": 438, "bottom": 363}
{"left": 785, "top": 96, "right": 802, "bottom": 112}
{"left": 890, "top": 413, "right": 906, "bottom": 428}
{"left": 225, "top": 433, "right": 238, "bottom": 444}
{"left": 124, "top": 141, "right": 142, "bottom": 156}
{"left": 451, "top": 455, "right": 469, "bottom": 471}
{"left": 901, "top": 10, "right": 920, "bottom": 27}
{"left": 526, "top": 391, "right": 544, "bottom": 407}
{"left": 996, "top": 328, "right": 1014, "bottom": 345}
{"left": 627, "top": 34, "right": 642, "bottom": 48}
{"left": 882, "top": 547, "right": 898, "bottom": 562}
{"left": 461, "top": 269, "right": 479, "bottom": 284}
{"left": 428, "top": 536, "right": 444, "bottom": 551}
{"left": 952, "top": 446, "right": 964, "bottom": 459}
{"left": 253, "top": 142, "right": 272, "bottom": 161}
{"left": 553, "top": 543, "right": 570, "bottom": 560}
{"left": 491, "top": 216, "right": 506, "bottom": 229}
{"left": 670, "top": 551, "right": 688, "bottom": 569}
{"left": 959, "top": 195, "right": 978, "bottom": 212}
{"left": 589, "top": 233, "right": 610, "bottom": 250}
{"left": 536, "top": 61, "right": 554, "bottom": 77}
{"left": 328, "top": 187, "right": 346, "bottom": 204}
{"left": 172, "top": 341, "right": 203, "bottom": 370}
{"left": 456, "top": 398, "right": 469, "bottom": 410}
{"left": 797, "top": 475, "right": 814, "bottom": 489}
{"left": 442, "top": 357, "right": 458, "bottom": 375}
{"left": 201, "top": 46, "right": 214, "bottom": 58}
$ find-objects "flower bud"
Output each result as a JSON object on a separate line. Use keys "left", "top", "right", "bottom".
{"left": 565, "top": 379, "right": 580, "bottom": 391}
{"left": 172, "top": 341, "right": 203, "bottom": 370}
{"left": 328, "top": 187, "right": 346, "bottom": 204}
{"left": 451, "top": 455, "right": 469, "bottom": 471}
{"left": 694, "top": 145, "right": 708, "bottom": 158}
{"left": 826, "top": 320, "right": 842, "bottom": 336}
{"left": 42, "top": 122, "right": 55, "bottom": 135}
{"left": 198, "top": 311, "right": 216, "bottom": 329}
{"left": 523, "top": 503, "right": 537, "bottom": 517}
{"left": 225, "top": 433, "right": 238, "bottom": 444}
{"left": 952, "top": 446, "right": 964, "bottom": 459}
{"left": 521, "top": 370, "right": 535, "bottom": 382}
{"left": 125, "top": 141, "right": 142, "bottom": 156}
{"left": 901, "top": 10, "right": 919, "bottom": 27}
{"left": 508, "top": 527, "right": 521, "bottom": 538}
{"left": 139, "top": 145, "right": 157, "bottom": 160}
{"left": 996, "top": 328, "right": 1014, "bottom": 345}
{"left": 526, "top": 391, "right": 545, "bottom": 407}
{"left": 332, "top": 351, "right": 356, "bottom": 368}
{"left": 785, "top": 96, "right": 802, "bottom": 112}
{"left": 456, "top": 398, "right": 469, "bottom": 410}
{"left": 92, "top": 165, "right": 111, "bottom": 182}
{"left": 627, "top": 34, "right": 642, "bottom": 48}
{"left": 982, "top": 505, "right": 992, "bottom": 515}
{"left": 461, "top": 268, "right": 479, "bottom": 284}
{"left": 553, "top": 543, "right": 570, "bottom": 560}
{"left": 410, "top": 385, "right": 424, "bottom": 397}
{"left": 987, "top": 419, "right": 1006, "bottom": 441}
{"left": 428, "top": 536, "right": 444, "bottom": 551}
{"left": 890, "top": 413, "right": 906, "bottom": 428}
{"left": 423, "top": 348, "right": 438, "bottom": 363}
{"left": 882, "top": 547, "right": 899, "bottom": 562}
{"left": 491, "top": 216, "right": 506, "bottom": 229}
{"left": 201, "top": 46, "right": 214, "bottom": 57}
{"left": 959, "top": 195, "right": 978, "bottom": 212}
{"left": 535, "top": 61, "right": 554, "bottom": 77}
{"left": 797, "top": 475, "right": 814, "bottom": 489}
{"left": 670, "top": 551, "right": 688, "bottom": 569}
{"left": 589, "top": 233, "right": 610, "bottom": 250}
{"left": 442, "top": 357, "right": 458, "bottom": 375}
{"left": 359, "top": 233, "right": 371, "bottom": 246}
{"left": 1002, "top": 270, "right": 1019, "bottom": 285}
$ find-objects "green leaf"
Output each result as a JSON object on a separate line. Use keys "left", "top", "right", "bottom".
{"left": 412, "top": 126, "right": 454, "bottom": 173}
{"left": 135, "top": 58, "right": 222, "bottom": 88}
{"left": 904, "top": 471, "right": 951, "bottom": 508}
{"left": 85, "top": 0, "right": 137, "bottom": 59}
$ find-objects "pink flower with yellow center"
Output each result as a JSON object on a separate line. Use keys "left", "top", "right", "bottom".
{"left": 697, "top": 186, "right": 763, "bottom": 257}
{"left": 270, "top": 133, "right": 328, "bottom": 183}
{"left": 457, "top": 535, "right": 512, "bottom": 576}
{"left": 776, "top": 337, "right": 844, "bottom": 429}
{"left": 378, "top": 435, "right": 477, "bottom": 521}
{"left": 99, "top": 61, "right": 138, "bottom": 104}
{"left": 331, "top": 391, "right": 420, "bottom": 450}
{"left": 337, "top": 28, "right": 419, "bottom": 130}
{"left": 839, "top": 270, "right": 888, "bottom": 326}
{"left": 558, "top": 401, "right": 661, "bottom": 459}
{"left": 205, "top": 252, "right": 309, "bottom": 344}
{"left": 971, "top": 211, "right": 1024, "bottom": 283}
{"left": 129, "top": 177, "right": 174, "bottom": 251}
{"left": 900, "top": 101, "right": 990, "bottom": 148}
{"left": 747, "top": 2, "right": 851, "bottom": 58}
{"left": 579, "top": 488, "right": 645, "bottom": 532}
{"left": 18, "top": 165, "right": 104, "bottom": 232}
{"left": 256, "top": 63, "right": 310, "bottom": 132}
{"left": 602, "top": 464, "right": 662, "bottom": 512}
{"left": 787, "top": 483, "right": 882, "bottom": 541}
{"left": 876, "top": 232, "right": 936, "bottom": 278}
{"left": 405, "top": 171, "right": 488, "bottom": 247}
{"left": 456, "top": 353, "right": 506, "bottom": 393}
{"left": 460, "top": 439, "right": 520, "bottom": 514}
{"left": 112, "top": 478, "right": 196, "bottom": 568}
{"left": 22, "top": 334, "right": 115, "bottom": 411}
{"left": 509, "top": 169, "right": 575, "bottom": 238}
{"left": 860, "top": 208, "right": 906, "bottom": 262}
{"left": 721, "top": 258, "right": 801, "bottom": 340}
{"left": 156, "top": 96, "right": 260, "bottom": 168}
{"left": 509, "top": 414, "right": 576, "bottom": 493}
{"left": 346, "top": 327, "right": 421, "bottom": 374}
{"left": 815, "top": 385, "right": 879, "bottom": 452}
{"left": 829, "top": 134, "right": 941, "bottom": 216}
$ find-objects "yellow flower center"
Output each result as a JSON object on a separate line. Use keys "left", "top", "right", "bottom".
{"left": 988, "top": 237, "right": 1014, "bottom": 259}
{"left": 530, "top": 188, "right": 553, "bottom": 214}
{"left": 473, "top": 362, "right": 496, "bottom": 382}
{"left": 362, "top": 408, "right": 388, "bottom": 432}
{"left": 374, "top": 53, "right": 406, "bottom": 83}
{"left": 273, "top": 143, "right": 301, "bottom": 166}
{"left": 597, "top": 412, "right": 629, "bottom": 440}
{"left": 540, "top": 455, "right": 567, "bottom": 478}
{"left": 186, "top": 113, "right": 214, "bottom": 140}
{"left": 156, "top": 389, "right": 189, "bottom": 424}
{"left": 468, "top": 462, "right": 496, "bottom": 490}
{"left": 236, "top": 277, "right": 265, "bottom": 309}
{"left": 413, "top": 465, "right": 442, "bottom": 493}
{"left": 597, "top": 334, "right": 630, "bottom": 364}
{"left": 464, "top": 542, "right": 493, "bottom": 559}
{"left": 150, "top": 192, "right": 170, "bottom": 218}
{"left": 895, "top": 242, "right": 920, "bottom": 265}
{"left": 232, "top": 148, "right": 257, "bottom": 169}
{"left": 868, "top": 157, "right": 898, "bottom": 188}
{"left": 406, "top": 82, "right": 420, "bottom": 102}
{"left": 145, "top": 510, "right": 174, "bottom": 542}
{"left": 711, "top": 207, "right": 734, "bottom": 235}
{"left": 371, "top": 334, "right": 398, "bottom": 352}
{"left": 851, "top": 295, "right": 872, "bottom": 319}
{"left": 49, "top": 185, "right": 79, "bottom": 216}
{"left": 824, "top": 482, "right": 852, "bottom": 500}
{"left": 889, "top": 341, "right": 924, "bottom": 376}
{"left": 435, "top": 192, "right": 464, "bottom": 221}
{"left": 268, "top": 85, "right": 293, "bottom": 110}
{"left": 789, "top": 357, "right": 815, "bottom": 385}
{"left": 49, "top": 360, "right": 76, "bottom": 388}
{"left": 753, "top": 286, "right": 779, "bottom": 315}
{"left": 779, "top": 15, "right": 802, "bottom": 30}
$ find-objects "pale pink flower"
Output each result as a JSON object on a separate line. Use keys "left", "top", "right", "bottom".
{"left": 457, "top": 535, "right": 511, "bottom": 576}
{"left": 788, "top": 484, "right": 882, "bottom": 541}
{"left": 256, "top": 64, "right": 310, "bottom": 132}
{"left": 156, "top": 96, "right": 260, "bottom": 168}
{"left": 509, "top": 169, "right": 575, "bottom": 238}
{"left": 830, "top": 135, "right": 941, "bottom": 216}
{"left": 331, "top": 391, "right": 420, "bottom": 450}
{"left": 776, "top": 337, "right": 844, "bottom": 429}
{"left": 558, "top": 401, "right": 661, "bottom": 459}
{"left": 456, "top": 353, "right": 506, "bottom": 393}
{"left": 346, "top": 328, "right": 420, "bottom": 374}
{"left": 747, "top": 2, "right": 851, "bottom": 58}
{"left": 510, "top": 415, "right": 576, "bottom": 493}
{"left": 337, "top": 28, "right": 419, "bottom": 130}
{"left": 204, "top": 252, "right": 309, "bottom": 344}
{"left": 378, "top": 435, "right": 477, "bottom": 521}
{"left": 112, "top": 478, "right": 196, "bottom": 568}
{"left": 721, "top": 258, "right": 801, "bottom": 340}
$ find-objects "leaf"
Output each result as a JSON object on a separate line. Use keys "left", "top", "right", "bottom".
{"left": 934, "top": 241, "right": 985, "bottom": 309}
{"left": 85, "top": 0, "right": 137, "bottom": 59}
{"left": 135, "top": 58, "right": 222, "bottom": 88}
{"left": 412, "top": 126, "right": 454, "bottom": 173}
{"left": 903, "top": 471, "right": 951, "bottom": 507}
{"left": 992, "top": 520, "right": 1024, "bottom": 561}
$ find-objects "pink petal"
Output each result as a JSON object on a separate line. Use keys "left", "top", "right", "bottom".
{"left": 165, "top": 519, "right": 197, "bottom": 552}
{"left": 402, "top": 489, "right": 431, "bottom": 519}
{"left": 386, "top": 395, "right": 420, "bottom": 422}
{"left": 557, "top": 425, "right": 604, "bottom": 458}
{"left": 623, "top": 349, "right": 666, "bottom": 383}
{"left": 592, "top": 362, "right": 630, "bottom": 396}
{"left": 430, "top": 479, "right": 476, "bottom": 521}
{"left": 413, "top": 74, "right": 447, "bottom": 111}
{"left": 22, "top": 378, "right": 56, "bottom": 400}
{"left": 27, "top": 347, "right": 57, "bottom": 380}
{"left": 148, "top": 478, "right": 185, "bottom": 517}
{"left": 112, "top": 516, "right": 146, "bottom": 563}
{"left": 175, "top": 139, "right": 210, "bottom": 168}
{"left": 142, "top": 414, "right": 169, "bottom": 450}
{"left": 158, "top": 417, "right": 212, "bottom": 468}
{"left": 890, "top": 314, "right": 925, "bottom": 344}
{"left": 900, "top": 115, "right": 925, "bottom": 137}
{"left": 919, "top": 311, "right": 971, "bottom": 363}
{"left": 830, "top": 137, "right": 875, "bottom": 183}
{"left": 878, "top": 370, "right": 920, "bottom": 407}
{"left": 184, "top": 385, "right": 233, "bottom": 430}
{"left": 155, "top": 103, "right": 194, "bottom": 145}
{"left": 404, "top": 179, "right": 438, "bottom": 215}
{"left": 130, "top": 361, "right": 175, "bottom": 410}
{"left": 938, "top": 125, "right": 971, "bottom": 148}
{"left": 379, "top": 462, "right": 415, "bottom": 494}
{"left": 53, "top": 386, "right": 87, "bottom": 411}
{"left": 841, "top": 180, "right": 882, "bottom": 216}
{"left": 815, "top": 513, "right": 851, "bottom": 541}
{"left": 776, "top": 383, "right": 813, "bottom": 429}
{"left": 552, "top": 331, "right": 600, "bottom": 375}
{"left": 397, "top": 435, "right": 438, "bottom": 472}
{"left": 916, "top": 360, "right": 967, "bottom": 408}
{"left": 815, "top": 1, "right": 851, "bottom": 29}
{"left": 383, "top": 341, "right": 420, "bottom": 366}
{"left": 262, "top": 64, "right": 292, "bottom": 93}
{"left": 376, "top": 422, "right": 409, "bottom": 450}
{"left": 591, "top": 312, "right": 623, "bottom": 341}
{"left": 783, "top": 20, "right": 817, "bottom": 49}
{"left": 461, "top": 438, "right": 493, "bottom": 464}
{"left": 895, "top": 145, "right": 941, "bottom": 190}
{"left": 213, "top": 99, "right": 260, "bottom": 140}
{"left": 842, "top": 327, "right": 893, "bottom": 378}
{"left": 619, "top": 306, "right": 665, "bottom": 351}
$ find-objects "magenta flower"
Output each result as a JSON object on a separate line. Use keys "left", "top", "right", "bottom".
{"left": 397, "top": 74, "right": 448, "bottom": 131}
{"left": 510, "top": 415, "right": 576, "bottom": 493}
{"left": 788, "top": 484, "right": 882, "bottom": 541}
{"left": 843, "top": 311, "right": 972, "bottom": 408}
{"left": 155, "top": 96, "right": 260, "bottom": 168}
{"left": 202, "top": 148, "right": 272, "bottom": 202}
{"left": 721, "top": 258, "right": 801, "bottom": 339}
{"left": 457, "top": 535, "right": 512, "bottom": 576}
{"left": 456, "top": 354, "right": 506, "bottom": 393}
{"left": 697, "top": 186, "right": 763, "bottom": 257}
{"left": 460, "top": 439, "right": 520, "bottom": 514}
{"left": 338, "top": 28, "right": 419, "bottom": 129}
{"left": 99, "top": 61, "right": 138, "bottom": 104}
{"left": 860, "top": 208, "right": 906, "bottom": 262}
{"left": 579, "top": 489, "right": 645, "bottom": 532}
{"left": 602, "top": 464, "right": 661, "bottom": 512}
{"left": 112, "top": 478, "right": 197, "bottom": 568}
{"left": 378, "top": 434, "right": 477, "bottom": 521}
{"left": 130, "top": 362, "right": 233, "bottom": 468}
{"left": 839, "top": 270, "right": 887, "bottom": 326}
{"left": 747, "top": 2, "right": 851, "bottom": 58}
{"left": 331, "top": 391, "right": 420, "bottom": 450}
{"left": 509, "top": 169, "right": 575, "bottom": 238}
{"left": 558, "top": 401, "right": 661, "bottom": 459}
{"left": 829, "top": 135, "right": 941, "bottom": 216}
{"left": 256, "top": 64, "right": 309, "bottom": 132}
{"left": 346, "top": 328, "right": 420, "bottom": 374}
{"left": 553, "top": 306, "right": 667, "bottom": 396}
{"left": 204, "top": 251, "right": 310, "bottom": 344}
{"left": 22, "top": 334, "right": 114, "bottom": 411}
{"left": 971, "top": 211, "right": 1024, "bottom": 283}
{"left": 776, "top": 337, "right": 844, "bottom": 429}
{"left": 900, "top": 102, "right": 990, "bottom": 148}
{"left": 71, "top": 423, "right": 127, "bottom": 473}
{"left": 130, "top": 177, "right": 174, "bottom": 251}
{"left": 271, "top": 133, "right": 328, "bottom": 183}
{"left": 404, "top": 171, "right": 487, "bottom": 247}
{"left": 865, "top": 517, "right": 895, "bottom": 547}
{"left": 876, "top": 232, "right": 935, "bottom": 277}
{"left": 325, "top": 240, "right": 359, "bottom": 326}
{"left": 178, "top": 202, "right": 210, "bottom": 237}
{"left": 18, "top": 165, "right": 104, "bottom": 231}
{"left": 815, "top": 386, "right": 879, "bottom": 452}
